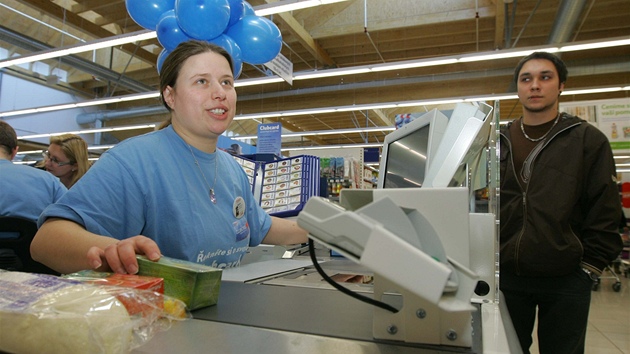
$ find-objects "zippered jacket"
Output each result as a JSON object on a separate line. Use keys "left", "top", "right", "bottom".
{"left": 499, "top": 113, "right": 622, "bottom": 277}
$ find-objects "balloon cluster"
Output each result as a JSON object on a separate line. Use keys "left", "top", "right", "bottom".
{"left": 125, "top": 0, "right": 282, "bottom": 78}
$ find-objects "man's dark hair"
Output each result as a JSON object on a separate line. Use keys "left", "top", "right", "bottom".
{"left": 0, "top": 120, "right": 17, "bottom": 155}
{"left": 513, "top": 51, "right": 568, "bottom": 86}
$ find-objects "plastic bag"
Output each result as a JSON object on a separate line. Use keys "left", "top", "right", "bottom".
{"left": 0, "top": 270, "right": 191, "bottom": 354}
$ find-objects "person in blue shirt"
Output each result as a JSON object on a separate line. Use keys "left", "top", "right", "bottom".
{"left": 0, "top": 120, "right": 67, "bottom": 223}
{"left": 44, "top": 133, "right": 90, "bottom": 189}
{"left": 31, "top": 40, "right": 308, "bottom": 275}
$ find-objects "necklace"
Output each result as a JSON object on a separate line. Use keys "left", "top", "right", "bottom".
{"left": 187, "top": 144, "right": 218, "bottom": 204}
{"left": 520, "top": 113, "right": 560, "bottom": 142}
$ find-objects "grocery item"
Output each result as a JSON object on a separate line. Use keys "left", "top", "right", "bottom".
{"left": 137, "top": 255, "right": 222, "bottom": 310}
{"left": 0, "top": 270, "right": 189, "bottom": 354}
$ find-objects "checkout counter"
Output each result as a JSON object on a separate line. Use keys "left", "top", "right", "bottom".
{"left": 135, "top": 243, "right": 519, "bottom": 354}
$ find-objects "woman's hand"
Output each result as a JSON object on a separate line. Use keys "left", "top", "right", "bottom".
{"left": 87, "top": 235, "right": 162, "bottom": 274}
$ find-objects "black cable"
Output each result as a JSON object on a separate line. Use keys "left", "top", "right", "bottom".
{"left": 308, "top": 239, "right": 398, "bottom": 313}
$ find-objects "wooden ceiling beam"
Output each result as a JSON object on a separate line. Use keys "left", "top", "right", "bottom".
{"left": 274, "top": 13, "right": 336, "bottom": 68}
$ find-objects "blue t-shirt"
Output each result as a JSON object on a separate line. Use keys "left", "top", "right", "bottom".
{"left": 39, "top": 126, "right": 272, "bottom": 268}
{"left": 0, "top": 160, "right": 67, "bottom": 223}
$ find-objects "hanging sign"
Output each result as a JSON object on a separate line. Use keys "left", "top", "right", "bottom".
{"left": 264, "top": 53, "right": 293, "bottom": 85}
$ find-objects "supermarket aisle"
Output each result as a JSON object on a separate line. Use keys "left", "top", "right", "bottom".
{"left": 529, "top": 267, "right": 630, "bottom": 353}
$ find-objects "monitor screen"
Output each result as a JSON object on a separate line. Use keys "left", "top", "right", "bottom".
{"left": 377, "top": 109, "right": 448, "bottom": 189}
{"left": 382, "top": 125, "right": 430, "bottom": 188}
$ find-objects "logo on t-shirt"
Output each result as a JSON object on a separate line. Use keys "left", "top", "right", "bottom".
{"left": 233, "top": 196, "right": 245, "bottom": 219}
{"left": 233, "top": 218, "right": 249, "bottom": 242}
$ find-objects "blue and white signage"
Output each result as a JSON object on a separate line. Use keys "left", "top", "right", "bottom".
{"left": 257, "top": 122, "right": 282, "bottom": 155}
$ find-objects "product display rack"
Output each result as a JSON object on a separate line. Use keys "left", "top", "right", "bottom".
{"left": 233, "top": 155, "right": 320, "bottom": 218}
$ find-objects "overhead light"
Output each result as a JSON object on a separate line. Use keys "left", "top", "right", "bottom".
{"left": 3, "top": 84, "right": 626, "bottom": 122}
{"left": 458, "top": 48, "right": 558, "bottom": 63}
{"left": 465, "top": 94, "right": 518, "bottom": 102}
{"left": 370, "top": 58, "right": 459, "bottom": 72}
{"left": 335, "top": 103, "right": 399, "bottom": 111}
{"left": 560, "top": 37, "right": 630, "bottom": 52}
{"left": 255, "top": 0, "right": 350, "bottom": 16}
{"left": 562, "top": 87, "right": 625, "bottom": 95}
{"left": 231, "top": 126, "right": 396, "bottom": 141}
{"left": 235, "top": 77, "right": 284, "bottom": 87}
{"left": 0, "top": 30, "right": 157, "bottom": 69}
{"left": 283, "top": 143, "right": 382, "bottom": 152}
{"left": 17, "top": 123, "right": 156, "bottom": 140}
{"left": 88, "top": 144, "right": 116, "bottom": 150}
{"left": 294, "top": 67, "right": 371, "bottom": 80}
{"left": 0, "top": 92, "right": 160, "bottom": 118}
{"left": 1, "top": 0, "right": 347, "bottom": 70}
{"left": 282, "top": 107, "right": 337, "bottom": 116}
{"left": 1, "top": 37, "right": 628, "bottom": 119}
{"left": 395, "top": 98, "right": 465, "bottom": 107}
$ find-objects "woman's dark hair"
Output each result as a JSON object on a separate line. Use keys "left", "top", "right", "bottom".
{"left": 159, "top": 40, "right": 234, "bottom": 112}
{"left": 513, "top": 51, "right": 568, "bottom": 86}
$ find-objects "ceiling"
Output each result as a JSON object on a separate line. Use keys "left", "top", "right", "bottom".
{"left": 1, "top": 0, "right": 629, "bottom": 154}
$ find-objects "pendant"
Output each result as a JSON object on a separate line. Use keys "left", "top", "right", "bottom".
{"left": 209, "top": 188, "right": 217, "bottom": 204}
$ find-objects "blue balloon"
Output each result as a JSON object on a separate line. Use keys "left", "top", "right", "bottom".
{"left": 157, "top": 10, "right": 192, "bottom": 51}
{"left": 226, "top": 16, "right": 282, "bottom": 65}
{"left": 175, "top": 0, "right": 230, "bottom": 40}
{"left": 209, "top": 34, "right": 243, "bottom": 78}
{"left": 227, "top": 0, "right": 245, "bottom": 27}
{"left": 157, "top": 48, "right": 170, "bottom": 73}
{"left": 126, "top": 0, "right": 175, "bottom": 30}
{"left": 242, "top": 1, "right": 255, "bottom": 16}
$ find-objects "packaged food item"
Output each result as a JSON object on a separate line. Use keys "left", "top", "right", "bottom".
{"left": 63, "top": 270, "right": 166, "bottom": 318}
{"left": 0, "top": 270, "right": 189, "bottom": 354}
{"left": 136, "top": 255, "right": 222, "bottom": 310}
{"left": 63, "top": 270, "right": 164, "bottom": 293}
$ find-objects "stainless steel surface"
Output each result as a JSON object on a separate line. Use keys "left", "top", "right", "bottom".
{"left": 134, "top": 319, "right": 441, "bottom": 354}
{"left": 135, "top": 281, "right": 484, "bottom": 353}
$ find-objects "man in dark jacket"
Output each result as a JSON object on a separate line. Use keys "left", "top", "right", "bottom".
{"left": 499, "top": 52, "right": 622, "bottom": 354}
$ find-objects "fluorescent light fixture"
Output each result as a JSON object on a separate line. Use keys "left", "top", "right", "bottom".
{"left": 282, "top": 143, "right": 382, "bottom": 152}
{"left": 17, "top": 124, "right": 156, "bottom": 140}
{"left": 294, "top": 67, "right": 371, "bottom": 80}
{"left": 0, "top": 92, "right": 160, "bottom": 118}
{"left": 1, "top": 37, "right": 627, "bottom": 119}
{"left": 370, "top": 58, "right": 459, "bottom": 72}
{"left": 16, "top": 149, "right": 44, "bottom": 155}
{"left": 465, "top": 94, "right": 518, "bottom": 102}
{"left": 0, "top": 30, "right": 157, "bottom": 69}
{"left": 458, "top": 48, "right": 558, "bottom": 63}
{"left": 89, "top": 144, "right": 116, "bottom": 150}
{"left": 0, "top": 0, "right": 347, "bottom": 71}
{"left": 255, "top": 0, "right": 349, "bottom": 16}
{"left": 395, "top": 98, "right": 465, "bottom": 107}
{"left": 335, "top": 103, "right": 399, "bottom": 111}
{"left": 223, "top": 86, "right": 626, "bottom": 122}
{"left": 562, "top": 87, "right": 625, "bottom": 95}
{"left": 311, "top": 126, "right": 395, "bottom": 135}
{"left": 235, "top": 76, "right": 284, "bottom": 87}
{"left": 282, "top": 107, "right": 337, "bottom": 116}
{"left": 230, "top": 126, "right": 395, "bottom": 140}
{"left": 560, "top": 37, "right": 630, "bottom": 52}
